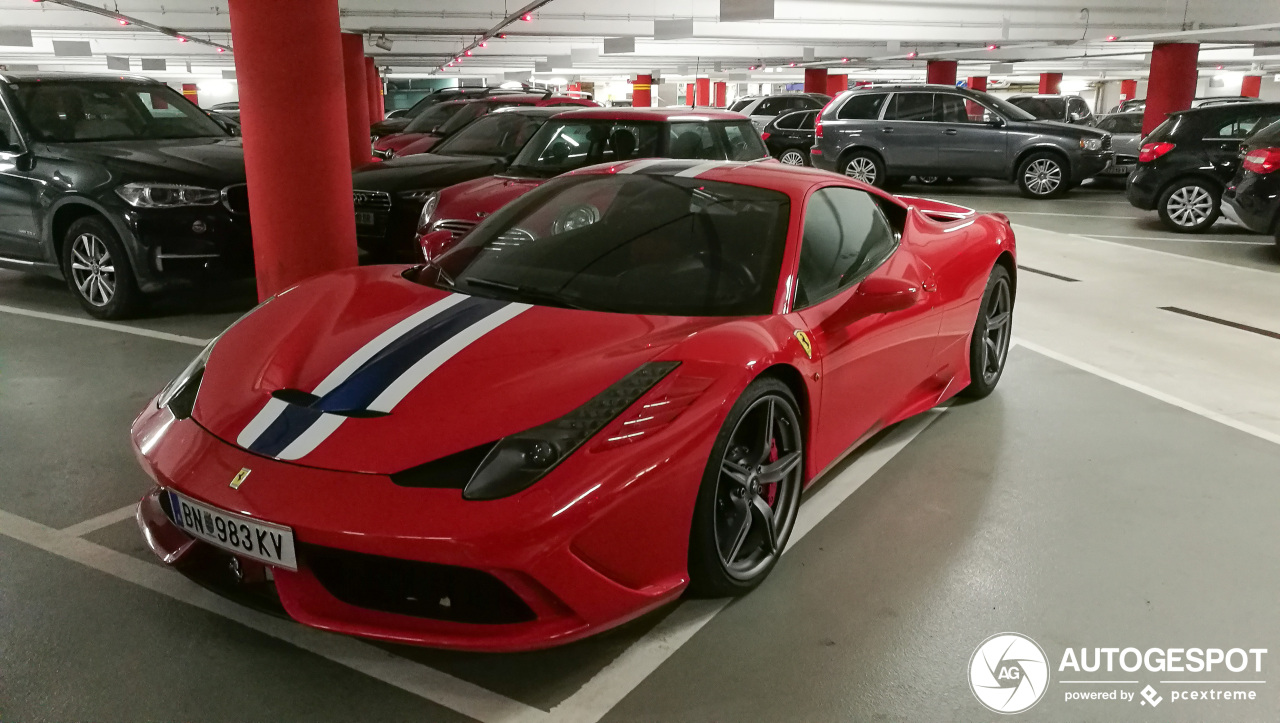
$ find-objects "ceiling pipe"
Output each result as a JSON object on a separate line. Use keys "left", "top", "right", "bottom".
{"left": 1114, "top": 22, "right": 1280, "bottom": 42}
{"left": 32, "top": 0, "right": 232, "bottom": 53}
{"left": 430, "top": 0, "right": 559, "bottom": 72}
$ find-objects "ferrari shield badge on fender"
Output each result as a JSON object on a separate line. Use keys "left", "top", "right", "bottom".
{"left": 793, "top": 330, "right": 813, "bottom": 359}
{"left": 229, "top": 468, "right": 252, "bottom": 490}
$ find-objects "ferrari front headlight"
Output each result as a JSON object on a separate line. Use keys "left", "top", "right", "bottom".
{"left": 116, "top": 183, "right": 221, "bottom": 208}
{"left": 157, "top": 338, "right": 216, "bottom": 419}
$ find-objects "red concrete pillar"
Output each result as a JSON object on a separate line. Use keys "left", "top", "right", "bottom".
{"left": 1039, "top": 72, "right": 1062, "bottom": 94}
{"left": 1120, "top": 78, "right": 1138, "bottom": 101}
{"left": 1142, "top": 43, "right": 1199, "bottom": 136}
{"left": 633, "top": 74, "right": 652, "bottom": 107}
{"left": 967, "top": 76, "right": 988, "bottom": 92}
{"left": 364, "top": 57, "right": 383, "bottom": 121}
{"left": 696, "top": 77, "right": 711, "bottom": 106}
{"left": 803, "top": 68, "right": 827, "bottom": 94}
{"left": 339, "top": 33, "right": 371, "bottom": 168}
{"left": 713, "top": 81, "right": 726, "bottom": 108}
{"left": 926, "top": 60, "right": 957, "bottom": 86}
{"left": 685, "top": 82, "right": 695, "bottom": 107}
{"left": 1242, "top": 75, "right": 1262, "bottom": 98}
{"left": 228, "top": 0, "right": 358, "bottom": 301}
{"left": 181, "top": 83, "right": 199, "bottom": 105}
{"left": 826, "top": 74, "right": 847, "bottom": 96}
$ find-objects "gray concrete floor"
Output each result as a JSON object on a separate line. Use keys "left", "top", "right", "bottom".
{"left": 1, "top": 184, "right": 1277, "bottom": 722}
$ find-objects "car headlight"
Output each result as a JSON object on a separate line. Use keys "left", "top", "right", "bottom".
{"left": 157, "top": 338, "right": 216, "bottom": 419}
{"left": 416, "top": 191, "right": 440, "bottom": 232}
{"left": 115, "top": 183, "right": 221, "bottom": 208}
{"left": 551, "top": 203, "right": 601, "bottom": 234}
{"left": 463, "top": 361, "right": 680, "bottom": 500}
{"left": 1080, "top": 137, "right": 1104, "bottom": 151}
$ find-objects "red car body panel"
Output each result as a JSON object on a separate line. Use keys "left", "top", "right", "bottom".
{"left": 372, "top": 95, "right": 601, "bottom": 159}
{"left": 132, "top": 160, "right": 1014, "bottom": 651}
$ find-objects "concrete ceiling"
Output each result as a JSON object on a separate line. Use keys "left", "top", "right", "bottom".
{"left": 0, "top": 0, "right": 1277, "bottom": 84}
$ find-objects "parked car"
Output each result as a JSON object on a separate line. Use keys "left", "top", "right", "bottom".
{"left": 728, "top": 93, "right": 827, "bottom": 131}
{"left": 1111, "top": 96, "right": 1257, "bottom": 114}
{"left": 374, "top": 94, "right": 599, "bottom": 159}
{"left": 204, "top": 109, "right": 241, "bottom": 136}
{"left": 762, "top": 109, "right": 818, "bottom": 165}
{"left": 1006, "top": 94, "right": 1096, "bottom": 126}
{"left": 372, "top": 100, "right": 469, "bottom": 159}
{"left": 811, "top": 84, "right": 1112, "bottom": 198}
{"left": 1126, "top": 102, "right": 1280, "bottom": 232}
{"left": 208, "top": 101, "right": 239, "bottom": 121}
{"left": 1094, "top": 111, "right": 1143, "bottom": 176}
{"left": 133, "top": 158, "right": 1015, "bottom": 652}
{"left": 352, "top": 107, "right": 560, "bottom": 260}
{"left": 1221, "top": 119, "right": 1280, "bottom": 249}
{"left": 0, "top": 72, "right": 250, "bottom": 318}
{"left": 421, "top": 107, "right": 770, "bottom": 257}
{"left": 370, "top": 86, "right": 525, "bottom": 140}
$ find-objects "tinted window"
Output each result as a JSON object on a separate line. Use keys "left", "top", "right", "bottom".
{"left": 885, "top": 93, "right": 938, "bottom": 122}
{"left": 1097, "top": 114, "right": 1143, "bottom": 134}
{"left": 728, "top": 98, "right": 755, "bottom": 112}
{"left": 717, "top": 122, "right": 768, "bottom": 160}
{"left": 668, "top": 122, "right": 721, "bottom": 159}
{"left": 435, "top": 101, "right": 526, "bottom": 135}
{"left": 426, "top": 174, "right": 791, "bottom": 316}
{"left": 509, "top": 119, "right": 662, "bottom": 175}
{"left": 0, "top": 105, "right": 19, "bottom": 150}
{"left": 1008, "top": 97, "right": 1066, "bottom": 121}
{"left": 1211, "top": 115, "right": 1277, "bottom": 139}
{"left": 754, "top": 98, "right": 785, "bottom": 115}
{"left": 797, "top": 111, "right": 817, "bottom": 130}
{"left": 1146, "top": 116, "right": 1181, "bottom": 142}
{"left": 12, "top": 82, "right": 225, "bottom": 142}
{"left": 794, "top": 187, "right": 898, "bottom": 308}
{"left": 1250, "top": 119, "right": 1280, "bottom": 145}
{"left": 771, "top": 112, "right": 801, "bottom": 130}
{"left": 837, "top": 93, "right": 888, "bottom": 120}
{"left": 1068, "top": 97, "right": 1091, "bottom": 118}
{"left": 431, "top": 112, "right": 543, "bottom": 157}
{"left": 404, "top": 102, "right": 467, "bottom": 133}
{"left": 937, "top": 94, "right": 985, "bottom": 123}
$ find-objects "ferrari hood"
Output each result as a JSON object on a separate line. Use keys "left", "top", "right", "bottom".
{"left": 192, "top": 266, "right": 720, "bottom": 474}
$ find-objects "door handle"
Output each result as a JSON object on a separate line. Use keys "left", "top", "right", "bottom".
{"left": 881, "top": 127, "right": 895, "bottom": 134}
{"left": 943, "top": 128, "right": 958, "bottom": 136}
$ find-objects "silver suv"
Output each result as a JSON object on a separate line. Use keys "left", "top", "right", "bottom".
{"left": 811, "top": 85, "right": 1113, "bottom": 198}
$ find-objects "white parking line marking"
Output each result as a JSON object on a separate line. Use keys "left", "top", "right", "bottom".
{"left": 1002, "top": 211, "right": 1137, "bottom": 219}
{"left": 1087, "top": 234, "right": 1272, "bottom": 246}
{"left": 61, "top": 504, "right": 139, "bottom": 537}
{"left": 547, "top": 408, "right": 949, "bottom": 723}
{"left": 1012, "top": 224, "right": 1280, "bottom": 277}
{"left": 0, "top": 507, "right": 548, "bottom": 723}
{"left": 0, "top": 304, "right": 211, "bottom": 346}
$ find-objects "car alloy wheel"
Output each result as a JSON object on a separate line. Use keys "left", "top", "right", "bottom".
{"left": 69, "top": 233, "right": 116, "bottom": 308}
{"left": 714, "top": 394, "right": 803, "bottom": 581}
{"left": 779, "top": 150, "right": 806, "bottom": 166}
{"left": 1165, "top": 185, "right": 1214, "bottom": 228}
{"left": 1022, "top": 158, "right": 1062, "bottom": 196}
{"left": 978, "top": 275, "right": 1012, "bottom": 386}
{"left": 843, "top": 156, "right": 879, "bottom": 185}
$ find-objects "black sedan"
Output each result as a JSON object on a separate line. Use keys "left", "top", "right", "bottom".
{"left": 761, "top": 109, "right": 816, "bottom": 166}
{"left": 351, "top": 106, "right": 557, "bottom": 261}
{"left": 1221, "top": 119, "right": 1280, "bottom": 250}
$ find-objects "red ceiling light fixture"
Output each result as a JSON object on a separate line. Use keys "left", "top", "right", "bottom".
{"left": 906, "top": 51, "right": 918, "bottom": 59}
{"left": 788, "top": 61, "right": 797, "bottom": 67}
{"left": 479, "top": 40, "right": 487, "bottom": 47}
{"left": 841, "top": 57, "right": 849, "bottom": 63}
{"left": 177, "top": 36, "right": 188, "bottom": 42}
{"left": 521, "top": 12, "right": 532, "bottom": 21}
{"left": 498, "top": 32, "right": 508, "bottom": 38}
{"left": 217, "top": 47, "right": 225, "bottom": 52}
{"left": 464, "top": 49, "right": 472, "bottom": 56}
{"left": 117, "top": 18, "right": 129, "bottom": 25}
{"left": 1106, "top": 35, "right": 1119, "bottom": 41}
{"left": 986, "top": 43, "right": 1000, "bottom": 50}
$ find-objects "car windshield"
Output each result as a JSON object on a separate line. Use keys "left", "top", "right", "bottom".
{"left": 418, "top": 174, "right": 791, "bottom": 316}
{"left": 431, "top": 112, "right": 545, "bottom": 157}
{"left": 1096, "top": 114, "right": 1143, "bottom": 134}
{"left": 978, "top": 93, "right": 1038, "bottom": 121}
{"left": 508, "top": 119, "right": 663, "bottom": 177}
{"left": 12, "top": 81, "right": 226, "bottom": 142}
{"left": 435, "top": 101, "right": 528, "bottom": 136}
{"left": 403, "top": 102, "right": 467, "bottom": 133}
{"left": 1008, "top": 97, "right": 1067, "bottom": 121}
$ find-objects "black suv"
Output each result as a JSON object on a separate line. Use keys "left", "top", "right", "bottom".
{"left": 1221, "top": 119, "right": 1280, "bottom": 249}
{"left": 371, "top": 86, "right": 524, "bottom": 140}
{"left": 0, "top": 72, "right": 249, "bottom": 318}
{"left": 812, "top": 85, "right": 1112, "bottom": 198}
{"left": 1126, "top": 102, "right": 1280, "bottom": 232}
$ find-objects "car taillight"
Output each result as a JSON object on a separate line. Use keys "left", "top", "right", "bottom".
{"left": 815, "top": 117, "right": 823, "bottom": 138}
{"left": 1138, "top": 142, "right": 1175, "bottom": 163}
{"left": 760, "top": 131, "right": 771, "bottom": 141}
{"left": 1242, "top": 147, "right": 1280, "bottom": 174}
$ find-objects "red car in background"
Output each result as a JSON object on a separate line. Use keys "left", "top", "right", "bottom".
{"left": 420, "top": 107, "right": 770, "bottom": 255}
{"left": 134, "top": 159, "right": 1014, "bottom": 651}
{"left": 373, "top": 93, "right": 600, "bottom": 160}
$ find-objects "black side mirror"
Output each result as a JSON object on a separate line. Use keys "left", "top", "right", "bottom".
{"left": 0, "top": 147, "right": 33, "bottom": 171}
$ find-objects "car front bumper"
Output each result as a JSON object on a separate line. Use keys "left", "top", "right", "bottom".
{"left": 130, "top": 400, "right": 706, "bottom": 651}
{"left": 116, "top": 196, "right": 255, "bottom": 294}
{"left": 1072, "top": 152, "right": 1112, "bottom": 181}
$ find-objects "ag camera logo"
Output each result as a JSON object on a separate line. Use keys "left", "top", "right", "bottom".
{"left": 969, "top": 632, "right": 1050, "bottom": 714}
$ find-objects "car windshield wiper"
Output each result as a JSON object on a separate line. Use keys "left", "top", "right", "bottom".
{"left": 460, "top": 276, "right": 587, "bottom": 310}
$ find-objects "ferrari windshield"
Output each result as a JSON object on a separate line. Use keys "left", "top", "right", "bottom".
{"left": 11, "top": 81, "right": 226, "bottom": 142}
{"left": 420, "top": 174, "right": 790, "bottom": 316}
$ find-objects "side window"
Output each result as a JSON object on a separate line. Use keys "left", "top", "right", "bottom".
{"left": 753, "top": 98, "right": 782, "bottom": 116}
{"left": 0, "top": 105, "right": 19, "bottom": 151}
{"left": 1069, "top": 98, "right": 1090, "bottom": 118}
{"left": 836, "top": 93, "right": 887, "bottom": 120}
{"left": 885, "top": 93, "right": 939, "bottom": 122}
{"left": 937, "top": 94, "right": 981, "bottom": 124}
{"left": 794, "top": 187, "right": 899, "bottom": 309}
{"left": 1212, "top": 116, "right": 1262, "bottom": 138}
{"left": 797, "top": 111, "right": 817, "bottom": 130}
{"left": 716, "top": 122, "right": 768, "bottom": 160}
{"left": 668, "top": 122, "right": 722, "bottom": 159}
{"left": 772, "top": 112, "right": 800, "bottom": 130}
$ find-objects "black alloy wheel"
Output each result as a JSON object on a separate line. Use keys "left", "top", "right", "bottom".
{"left": 961, "top": 265, "right": 1013, "bottom": 398}
{"left": 688, "top": 377, "right": 804, "bottom": 596}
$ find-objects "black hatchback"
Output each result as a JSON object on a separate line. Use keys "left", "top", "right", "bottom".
{"left": 1221, "top": 119, "right": 1280, "bottom": 250}
{"left": 1125, "top": 102, "right": 1280, "bottom": 232}
{"left": 761, "top": 109, "right": 817, "bottom": 166}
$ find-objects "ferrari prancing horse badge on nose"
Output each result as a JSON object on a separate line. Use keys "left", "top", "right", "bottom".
{"left": 230, "top": 468, "right": 252, "bottom": 489}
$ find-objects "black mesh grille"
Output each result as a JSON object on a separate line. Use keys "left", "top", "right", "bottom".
{"left": 391, "top": 441, "right": 497, "bottom": 488}
{"left": 303, "top": 545, "right": 536, "bottom": 624}
{"left": 1102, "top": 135, "right": 1113, "bottom": 151}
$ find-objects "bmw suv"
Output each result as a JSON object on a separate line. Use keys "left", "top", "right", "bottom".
{"left": 811, "top": 84, "right": 1112, "bottom": 198}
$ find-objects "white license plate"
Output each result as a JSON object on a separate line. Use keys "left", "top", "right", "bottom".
{"left": 356, "top": 212, "right": 377, "bottom": 226}
{"left": 1111, "top": 164, "right": 1134, "bottom": 174}
{"left": 167, "top": 490, "right": 297, "bottom": 570}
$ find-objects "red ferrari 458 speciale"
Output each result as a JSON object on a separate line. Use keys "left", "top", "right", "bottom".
{"left": 132, "top": 159, "right": 1016, "bottom": 651}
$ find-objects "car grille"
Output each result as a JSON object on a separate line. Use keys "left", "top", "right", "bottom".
{"left": 372, "top": 147, "right": 394, "bottom": 160}
{"left": 353, "top": 190, "right": 392, "bottom": 211}
{"left": 221, "top": 184, "right": 249, "bottom": 215}
{"left": 432, "top": 219, "right": 478, "bottom": 239}
{"left": 1101, "top": 135, "right": 1113, "bottom": 152}
{"left": 1115, "top": 154, "right": 1138, "bottom": 165}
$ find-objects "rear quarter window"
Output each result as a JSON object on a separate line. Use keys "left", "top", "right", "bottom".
{"left": 836, "top": 93, "right": 887, "bottom": 120}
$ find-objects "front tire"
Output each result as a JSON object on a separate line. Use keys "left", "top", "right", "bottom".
{"left": 1016, "top": 152, "right": 1068, "bottom": 199}
{"left": 1157, "top": 179, "right": 1220, "bottom": 233}
{"left": 841, "top": 150, "right": 886, "bottom": 188}
{"left": 778, "top": 149, "right": 808, "bottom": 166}
{"left": 687, "top": 377, "right": 804, "bottom": 597}
{"left": 960, "top": 265, "right": 1013, "bottom": 399}
{"left": 62, "top": 216, "right": 142, "bottom": 319}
